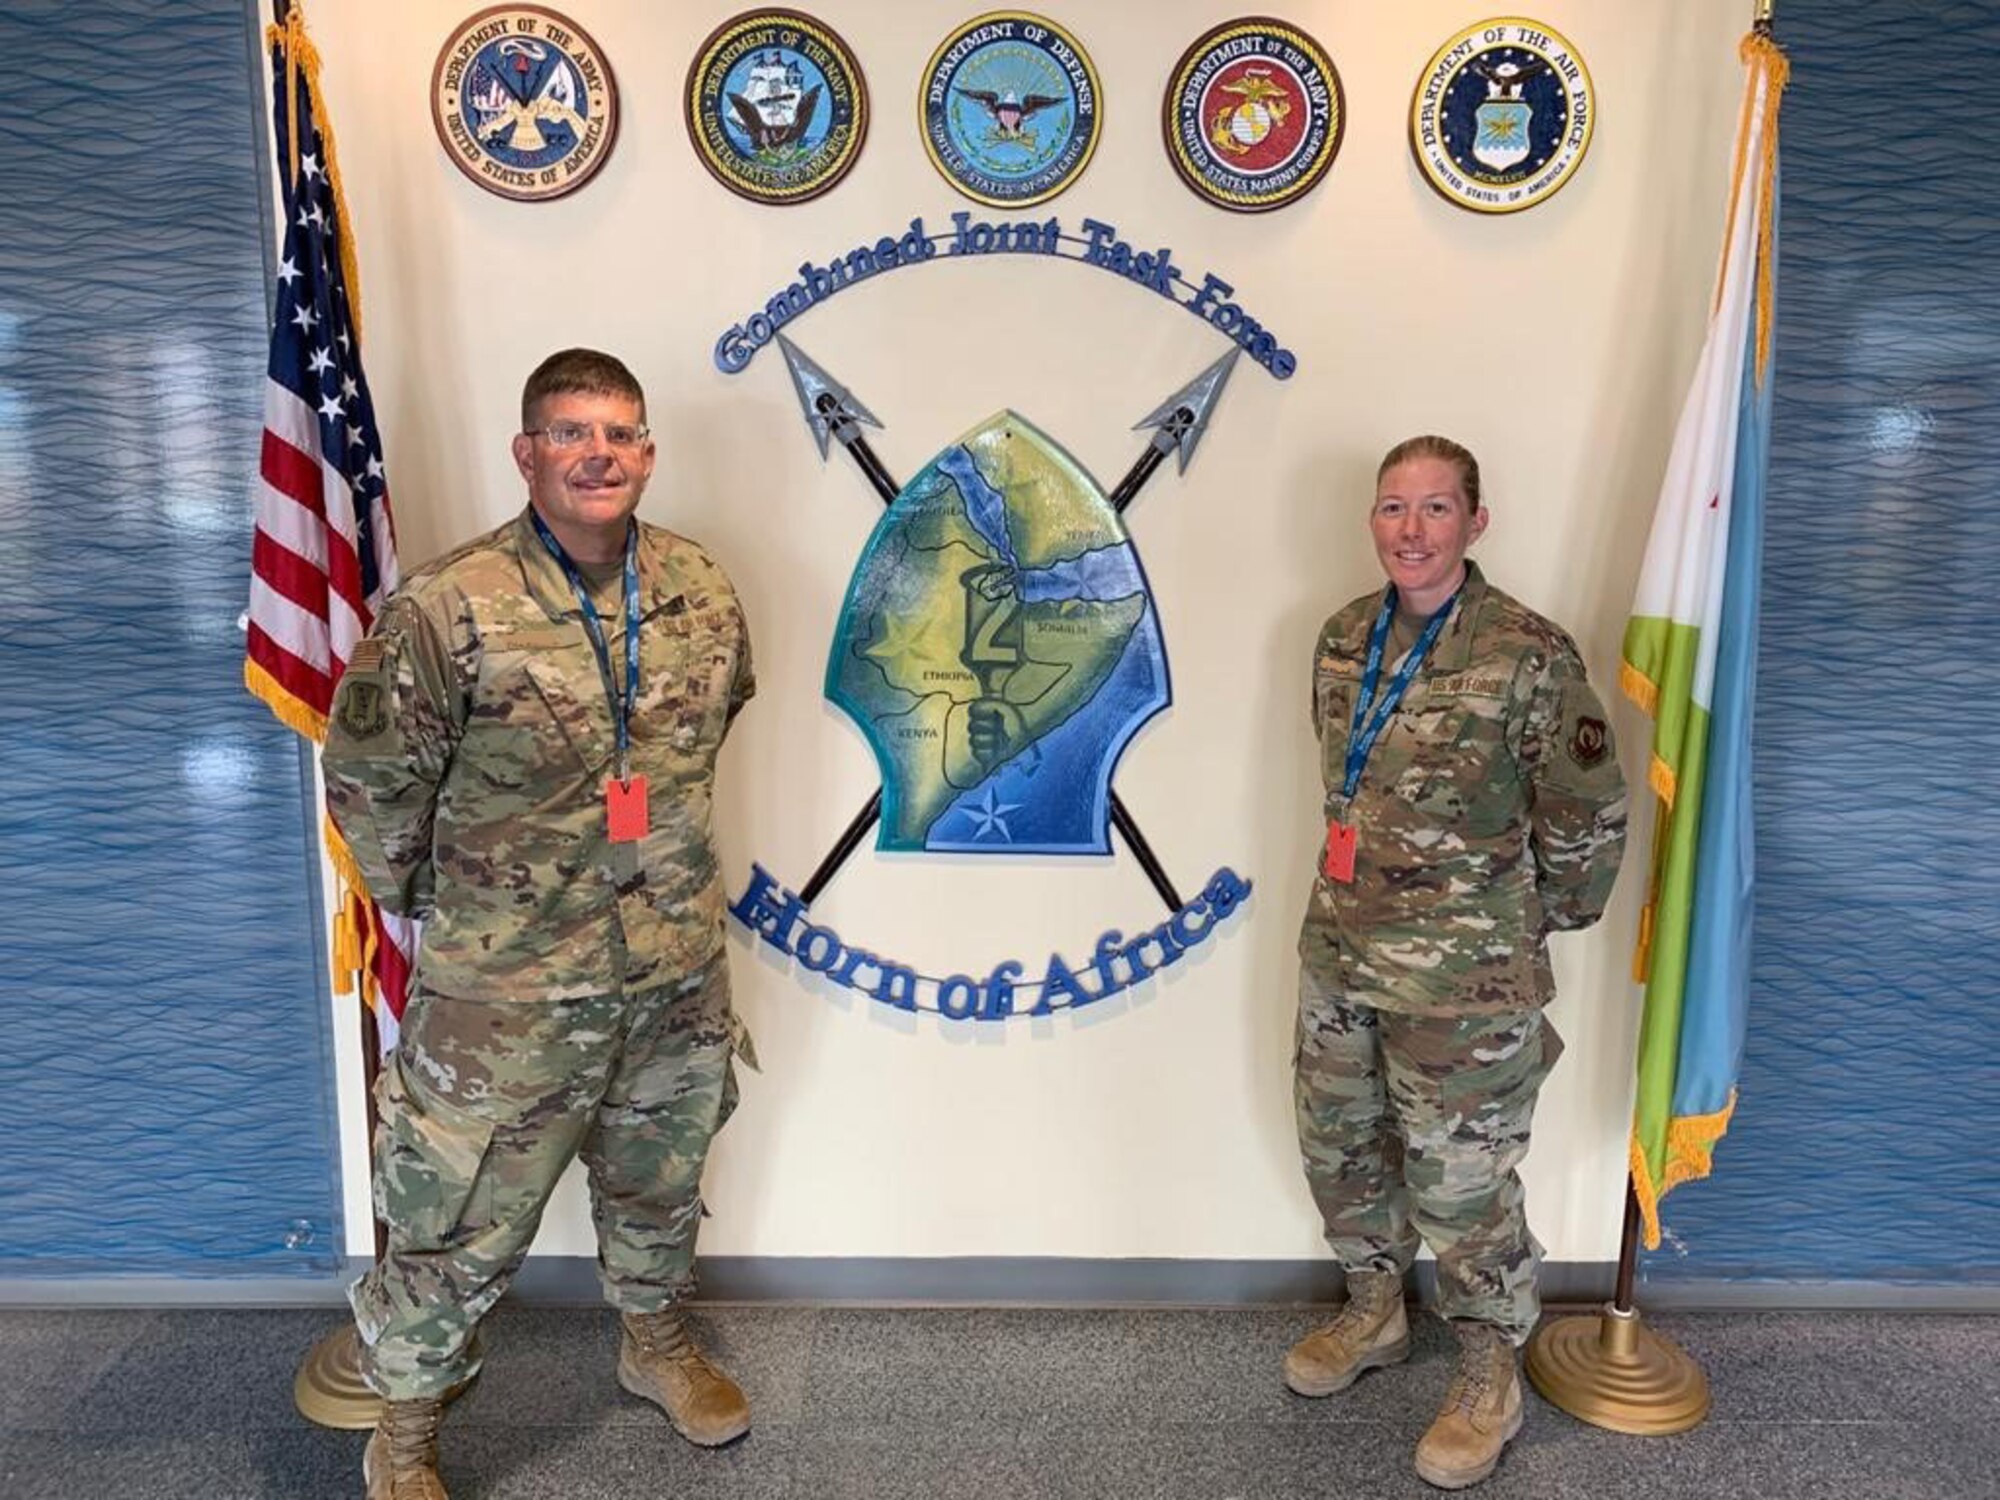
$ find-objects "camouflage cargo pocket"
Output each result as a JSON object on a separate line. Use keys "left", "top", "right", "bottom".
{"left": 373, "top": 1055, "right": 497, "bottom": 1248}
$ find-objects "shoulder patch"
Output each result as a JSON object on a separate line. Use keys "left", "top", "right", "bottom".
{"left": 1567, "top": 715, "right": 1609, "bottom": 769}
{"left": 349, "top": 638, "right": 388, "bottom": 673}
{"left": 336, "top": 674, "right": 391, "bottom": 740}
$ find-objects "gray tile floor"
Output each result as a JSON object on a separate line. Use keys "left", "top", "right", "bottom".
{"left": 2, "top": 1304, "right": 1995, "bottom": 1498}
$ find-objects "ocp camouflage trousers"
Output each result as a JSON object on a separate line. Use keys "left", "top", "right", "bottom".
{"left": 350, "top": 958, "right": 745, "bottom": 1399}
{"left": 1294, "top": 969, "right": 1561, "bottom": 1343}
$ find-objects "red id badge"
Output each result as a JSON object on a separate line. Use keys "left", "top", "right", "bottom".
{"left": 605, "top": 775, "right": 650, "bottom": 842}
{"left": 1323, "top": 820, "right": 1357, "bottom": 883}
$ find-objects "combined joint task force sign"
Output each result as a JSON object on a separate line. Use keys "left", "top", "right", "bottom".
{"left": 685, "top": 9, "right": 869, "bottom": 205}
{"left": 429, "top": 6, "right": 618, "bottom": 202}
{"left": 1163, "top": 17, "right": 1345, "bottom": 214}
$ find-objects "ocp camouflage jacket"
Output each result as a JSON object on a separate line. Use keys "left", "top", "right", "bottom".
{"left": 323, "top": 508, "right": 754, "bottom": 1003}
{"left": 1298, "top": 562, "right": 1627, "bottom": 1015}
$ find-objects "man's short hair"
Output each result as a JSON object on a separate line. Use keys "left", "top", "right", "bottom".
{"left": 521, "top": 348, "right": 646, "bottom": 429}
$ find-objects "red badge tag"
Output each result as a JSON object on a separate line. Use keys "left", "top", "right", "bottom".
{"left": 605, "top": 775, "right": 649, "bottom": 842}
{"left": 1323, "top": 820, "right": 1357, "bottom": 884}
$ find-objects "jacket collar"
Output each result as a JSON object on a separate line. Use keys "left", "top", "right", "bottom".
{"left": 1352, "top": 559, "right": 1490, "bottom": 673}
{"left": 513, "top": 507, "right": 686, "bottom": 621}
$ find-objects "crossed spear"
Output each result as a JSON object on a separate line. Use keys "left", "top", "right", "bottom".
{"left": 775, "top": 334, "right": 1239, "bottom": 916}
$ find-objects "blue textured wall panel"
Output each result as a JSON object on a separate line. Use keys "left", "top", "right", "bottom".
{"left": 0, "top": 2, "right": 345, "bottom": 1274}
{"left": 1644, "top": 3, "right": 2000, "bottom": 1283}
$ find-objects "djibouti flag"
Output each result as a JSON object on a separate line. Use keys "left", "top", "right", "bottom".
{"left": 1621, "top": 32, "right": 1788, "bottom": 1250}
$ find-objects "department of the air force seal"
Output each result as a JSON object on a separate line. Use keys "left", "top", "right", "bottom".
{"left": 1163, "top": 18, "right": 1344, "bottom": 213}
{"left": 921, "top": 12, "right": 1102, "bottom": 209}
{"left": 430, "top": 7, "right": 618, "bottom": 202}
{"left": 685, "top": 9, "right": 868, "bottom": 205}
{"left": 1409, "top": 18, "right": 1594, "bottom": 215}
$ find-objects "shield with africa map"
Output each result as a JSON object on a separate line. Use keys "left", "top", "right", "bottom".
{"left": 825, "top": 411, "right": 1170, "bottom": 854}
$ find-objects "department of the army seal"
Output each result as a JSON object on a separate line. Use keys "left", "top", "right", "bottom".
{"left": 430, "top": 6, "right": 618, "bottom": 202}
{"left": 1163, "top": 18, "right": 1344, "bottom": 213}
{"left": 686, "top": 9, "right": 869, "bottom": 205}
{"left": 1409, "top": 18, "right": 1594, "bottom": 215}
{"left": 921, "top": 12, "right": 1102, "bottom": 209}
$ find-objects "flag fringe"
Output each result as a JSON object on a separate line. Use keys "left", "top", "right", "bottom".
{"left": 1741, "top": 32, "right": 1790, "bottom": 386}
{"left": 267, "top": 5, "right": 366, "bottom": 344}
{"left": 1620, "top": 661, "right": 1660, "bottom": 717}
{"left": 1648, "top": 754, "right": 1677, "bottom": 806}
{"left": 244, "top": 658, "right": 328, "bottom": 742}
{"left": 1630, "top": 1092, "right": 1739, "bottom": 1251}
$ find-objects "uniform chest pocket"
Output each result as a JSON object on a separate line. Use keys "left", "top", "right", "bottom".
{"left": 466, "top": 648, "right": 614, "bottom": 787}
{"left": 631, "top": 616, "right": 736, "bottom": 776}
{"left": 1402, "top": 694, "right": 1516, "bottom": 824}
{"left": 1313, "top": 657, "right": 1360, "bottom": 790}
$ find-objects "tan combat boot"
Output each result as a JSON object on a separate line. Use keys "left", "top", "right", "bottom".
{"left": 1283, "top": 1269, "right": 1412, "bottom": 1396}
{"left": 617, "top": 1307, "right": 752, "bottom": 1446}
{"left": 1414, "top": 1322, "right": 1524, "bottom": 1489}
{"left": 362, "top": 1397, "right": 448, "bottom": 1500}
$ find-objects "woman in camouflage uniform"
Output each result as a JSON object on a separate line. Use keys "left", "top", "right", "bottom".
{"left": 1287, "top": 435, "right": 1628, "bottom": 1490}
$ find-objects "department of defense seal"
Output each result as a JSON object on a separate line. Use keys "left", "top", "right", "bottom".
{"left": 686, "top": 9, "right": 869, "bottom": 205}
{"left": 430, "top": 6, "right": 618, "bottom": 202}
{"left": 921, "top": 12, "right": 1101, "bottom": 209}
{"left": 1409, "top": 18, "right": 1594, "bottom": 214}
{"left": 1163, "top": 18, "right": 1344, "bottom": 213}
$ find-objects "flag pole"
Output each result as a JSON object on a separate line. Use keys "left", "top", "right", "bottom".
{"left": 1523, "top": 1176, "right": 1711, "bottom": 1434}
{"left": 254, "top": 0, "right": 450, "bottom": 1430}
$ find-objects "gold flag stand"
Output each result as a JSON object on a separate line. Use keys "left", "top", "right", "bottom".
{"left": 1525, "top": 1178, "right": 1710, "bottom": 1434}
{"left": 295, "top": 1324, "right": 382, "bottom": 1430}
{"left": 295, "top": 975, "right": 397, "bottom": 1427}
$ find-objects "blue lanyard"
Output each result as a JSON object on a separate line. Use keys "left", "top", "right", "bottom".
{"left": 1342, "top": 584, "right": 1462, "bottom": 801}
{"left": 530, "top": 511, "right": 641, "bottom": 780}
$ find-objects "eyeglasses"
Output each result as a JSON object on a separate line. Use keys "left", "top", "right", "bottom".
{"left": 524, "top": 420, "right": 651, "bottom": 449}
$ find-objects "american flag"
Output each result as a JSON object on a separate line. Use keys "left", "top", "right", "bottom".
{"left": 244, "top": 12, "right": 413, "bottom": 1052}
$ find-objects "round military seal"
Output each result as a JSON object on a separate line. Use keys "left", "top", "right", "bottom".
{"left": 685, "top": 10, "right": 869, "bottom": 205}
{"left": 1162, "top": 18, "right": 1344, "bottom": 213}
{"left": 921, "top": 12, "right": 1102, "bottom": 209}
{"left": 1409, "top": 18, "right": 1594, "bottom": 215}
{"left": 430, "top": 6, "right": 618, "bottom": 202}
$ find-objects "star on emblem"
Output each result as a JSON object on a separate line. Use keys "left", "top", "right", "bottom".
{"left": 962, "top": 784, "right": 1021, "bottom": 843}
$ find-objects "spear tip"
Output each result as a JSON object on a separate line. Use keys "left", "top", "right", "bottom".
{"left": 1132, "top": 348, "right": 1240, "bottom": 474}
{"left": 776, "top": 333, "right": 881, "bottom": 461}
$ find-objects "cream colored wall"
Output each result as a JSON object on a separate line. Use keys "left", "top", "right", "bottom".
{"left": 307, "top": 1, "right": 1753, "bottom": 1265}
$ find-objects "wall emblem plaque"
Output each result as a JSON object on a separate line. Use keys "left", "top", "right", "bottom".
{"left": 921, "top": 12, "right": 1101, "bottom": 208}
{"left": 685, "top": 9, "right": 868, "bottom": 204}
{"left": 827, "top": 411, "right": 1170, "bottom": 853}
{"left": 1163, "top": 17, "right": 1344, "bottom": 213}
{"left": 430, "top": 6, "right": 618, "bottom": 201}
{"left": 1410, "top": 18, "right": 1594, "bottom": 214}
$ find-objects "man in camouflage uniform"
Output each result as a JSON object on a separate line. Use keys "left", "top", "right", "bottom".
{"left": 323, "top": 349, "right": 757, "bottom": 1500}
{"left": 1287, "top": 435, "right": 1626, "bottom": 1490}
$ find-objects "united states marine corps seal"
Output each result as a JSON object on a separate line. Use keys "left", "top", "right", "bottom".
{"left": 686, "top": 9, "right": 868, "bottom": 205}
{"left": 1410, "top": 18, "right": 1594, "bottom": 215}
{"left": 430, "top": 6, "right": 618, "bottom": 202}
{"left": 1163, "top": 18, "right": 1344, "bottom": 213}
{"left": 922, "top": 12, "right": 1101, "bottom": 209}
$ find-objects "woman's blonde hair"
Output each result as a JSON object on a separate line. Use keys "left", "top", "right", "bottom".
{"left": 1376, "top": 434, "right": 1481, "bottom": 510}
